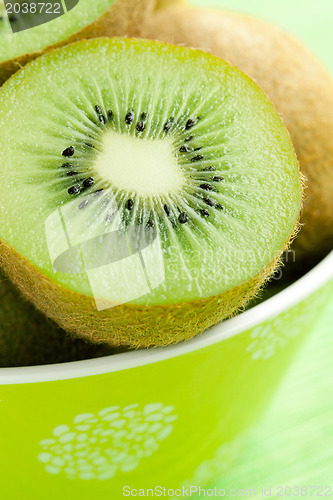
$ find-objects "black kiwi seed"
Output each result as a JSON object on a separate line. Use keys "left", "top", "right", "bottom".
{"left": 200, "top": 209, "right": 210, "bottom": 217}
{"left": 203, "top": 197, "right": 215, "bottom": 207}
{"left": 61, "top": 162, "right": 73, "bottom": 168}
{"left": 126, "top": 199, "right": 134, "bottom": 210}
{"left": 194, "top": 147, "right": 202, "bottom": 151}
{"left": 178, "top": 212, "right": 188, "bottom": 224}
{"left": 68, "top": 185, "right": 81, "bottom": 195}
{"left": 216, "top": 203, "right": 224, "bottom": 210}
{"left": 200, "top": 183, "right": 213, "bottom": 191}
{"left": 212, "top": 176, "right": 224, "bottom": 182}
{"left": 125, "top": 111, "right": 134, "bottom": 125}
{"left": 83, "top": 177, "right": 95, "bottom": 188}
{"left": 136, "top": 122, "right": 145, "bottom": 132}
{"left": 164, "top": 204, "right": 171, "bottom": 216}
{"left": 107, "top": 110, "right": 113, "bottom": 121}
{"left": 205, "top": 166, "right": 216, "bottom": 171}
{"left": 66, "top": 171, "right": 78, "bottom": 176}
{"left": 94, "top": 188, "right": 103, "bottom": 196}
{"left": 136, "top": 113, "right": 147, "bottom": 132}
{"left": 191, "top": 155, "right": 204, "bottom": 162}
{"left": 79, "top": 200, "right": 89, "bottom": 210}
{"left": 185, "top": 135, "right": 194, "bottom": 142}
{"left": 62, "top": 146, "right": 74, "bottom": 157}
{"left": 185, "top": 118, "right": 198, "bottom": 130}
{"left": 180, "top": 145, "right": 190, "bottom": 153}
{"left": 164, "top": 118, "right": 174, "bottom": 133}
{"left": 95, "top": 106, "right": 106, "bottom": 124}
{"left": 85, "top": 143, "right": 94, "bottom": 149}
{"left": 146, "top": 220, "right": 154, "bottom": 229}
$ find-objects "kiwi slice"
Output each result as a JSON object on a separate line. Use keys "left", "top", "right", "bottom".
{"left": 0, "top": 0, "right": 153, "bottom": 86}
{"left": 0, "top": 38, "right": 301, "bottom": 348}
{"left": 144, "top": 5, "right": 333, "bottom": 263}
{"left": 0, "top": 269, "right": 115, "bottom": 367}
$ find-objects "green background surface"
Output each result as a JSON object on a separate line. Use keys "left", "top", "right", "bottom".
{"left": 191, "top": 0, "right": 333, "bottom": 493}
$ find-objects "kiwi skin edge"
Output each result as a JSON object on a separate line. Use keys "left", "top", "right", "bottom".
{"left": 155, "top": 0, "right": 186, "bottom": 9}
{"left": 0, "top": 0, "right": 154, "bottom": 87}
{"left": 145, "top": 5, "right": 333, "bottom": 263}
{"left": 0, "top": 225, "right": 299, "bottom": 349}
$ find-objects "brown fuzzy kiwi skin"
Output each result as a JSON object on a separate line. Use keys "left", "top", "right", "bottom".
{"left": 0, "top": 224, "right": 299, "bottom": 349}
{"left": 0, "top": 0, "right": 154, "bottom": 87}
{"left": 0, "top": 269, "right": 116, "bottom": 368}
{"left": 143, "top": 6, "right": 333, "bottom": 262}
{"left": 155, "top": 0, "right": 186, "bottom": 9}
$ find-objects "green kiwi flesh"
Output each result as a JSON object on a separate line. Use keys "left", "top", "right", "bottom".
{"left": 0, "top": 0, "right": 153, "bottom": 85}
{"left": 0, "top": 38, "right": 301, "bottom": 347}
{"left": 0, "top": 269, "right": 114, "bottom": 367}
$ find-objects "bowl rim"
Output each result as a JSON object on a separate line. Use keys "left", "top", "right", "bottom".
{"left": 1, "top": 250, "right": 332, "bottom": 385}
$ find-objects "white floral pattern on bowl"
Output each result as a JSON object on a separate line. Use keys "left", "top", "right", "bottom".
{"left": 246, "top": 286, "right": 328, "bottom": 361}
{"left": 38, "top": 402, "right": 177, "bottom": 480}
{"left": 172, "top": 433, "right": 245, "bottom": 497}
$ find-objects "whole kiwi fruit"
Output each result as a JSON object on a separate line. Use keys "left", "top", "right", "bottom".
{"left": 0, "top": 0, "right": 154, "bottom": 86}
{"left": 0, "top": 38, "right": 302, "bottom": 348}
{"left": 145, "top": 4, "right": 333, "bottom": 263}
{"left": 0, "top": 270, "right": 115, "bottom": 367}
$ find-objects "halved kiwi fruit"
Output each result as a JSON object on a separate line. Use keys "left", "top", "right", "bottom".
{"left": 0, "top": 270, "right": 114, "bottom": 367}
{"left": 0, "top": 0, "right": 153, "bottom": 86}
{"left": 0, "top": 38, "right": 302, "bottom": 348}
{"left": 144, "top": 5, "right": 333, "bottom": 263}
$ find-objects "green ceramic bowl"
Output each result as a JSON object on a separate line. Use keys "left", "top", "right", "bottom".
{"left": 0, "top": 0, "right": 331, "bottom": 498}
{"left": 0, "top": 251, "right": 332, "bottom": 499}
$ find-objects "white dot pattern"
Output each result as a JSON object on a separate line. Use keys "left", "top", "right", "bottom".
{"left": 173, "top": 435, "right": 244, "bottom": 496}
{"left": 246, "top": 289, "right": 327, "bottom": 360}
{"left": 38, "top": 403, "right": 177, "bottom": 480}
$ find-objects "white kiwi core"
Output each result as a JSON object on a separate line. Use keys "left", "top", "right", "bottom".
{"left": 93, "top": 130, "right": 185, "bottom": 196}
